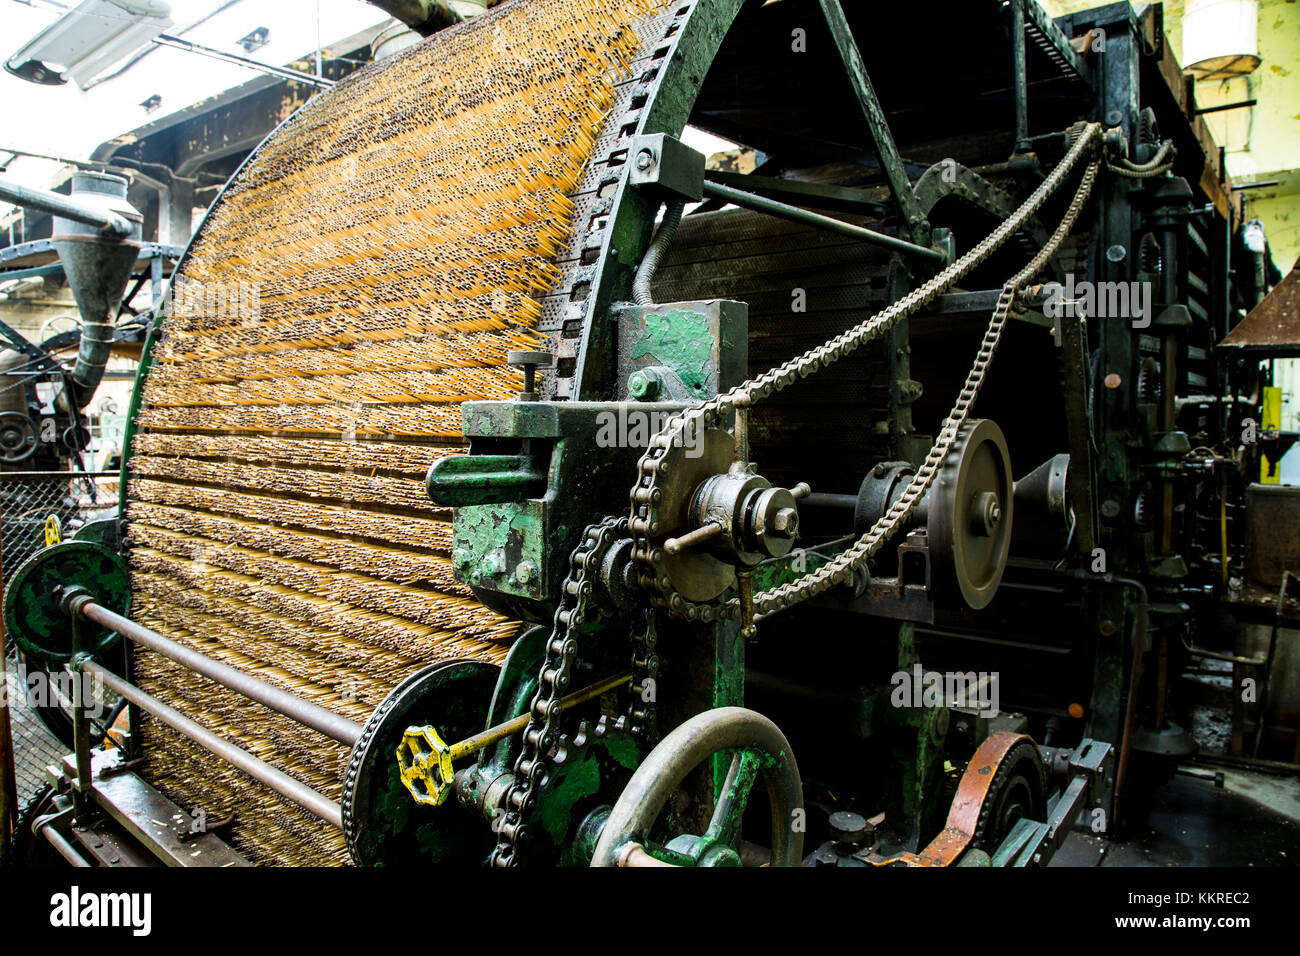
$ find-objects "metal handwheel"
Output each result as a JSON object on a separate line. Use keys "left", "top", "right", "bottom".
{"left": 592, "top": 706, "right": 804, "bottom": 867}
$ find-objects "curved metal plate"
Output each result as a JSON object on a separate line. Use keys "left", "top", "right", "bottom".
{"left": 2, "top": 540, "right": 129, "bottom": 664}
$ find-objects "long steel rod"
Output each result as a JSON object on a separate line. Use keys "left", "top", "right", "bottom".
{"left": 701, "top": 180, "right": 944, "bottom": 262}
{"left": 448, "top": 672, "right": 631, "bottom": 761}
{"left": 152, "top": 34, "right": 335, "bottom": 89}
{"left": 77, "top": 600, "right": 362, "bottom": 746}
{"left": 0, "top": 179, "right": 131, "bottom": 236}
{"left": 83, "top": 661, "right": 343, "bottom": 830}
{"left": 37, "top": 820, "right": 92, "bottom": 867}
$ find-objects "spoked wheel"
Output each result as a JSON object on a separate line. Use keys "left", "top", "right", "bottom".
{"left": 591, "top": 706, "right": 804, "bottom": 867}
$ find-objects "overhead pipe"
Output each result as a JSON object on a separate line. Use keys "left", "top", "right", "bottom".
{"left": 0, "top": 177, "right": 132, "bottom": 236}
{"left": 0, "top": 171, "right": 142, "bottom": 408}
{"left": 365, "top": 0, "right": 489, "bottom": 36}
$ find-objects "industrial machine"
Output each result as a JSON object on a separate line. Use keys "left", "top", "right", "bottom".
{"left": 2, "top": 0, "right": 1286, "bottom": 868}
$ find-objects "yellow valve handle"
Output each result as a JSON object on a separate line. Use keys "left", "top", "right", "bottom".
{"left": 397, "top": 671, "right": 632, "bottom": 807}
{"left": 397, "top": 726, "right": 458, "bottom": 807}
{"left": 44, "top": 515, "right": 62, "bottom": 547}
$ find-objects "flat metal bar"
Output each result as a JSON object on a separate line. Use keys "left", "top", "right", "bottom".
{"left": 77, "top": 600, "right": 362, "bottom": 746}
{"left": 816, "top": 0, "right": 925, "bottom": 234}
{"left": 701, "top": 180, "right": 943, "bottom": 262}
{"left": 82, "top": 662, "right": 343, "bottom": 830}
{"left": 152, "top": 34, "right": 335, "bottom": 89}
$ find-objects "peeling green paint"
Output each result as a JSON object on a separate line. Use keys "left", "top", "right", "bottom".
{"left": 630, "top": 308, "right": 714, "bottom": 394}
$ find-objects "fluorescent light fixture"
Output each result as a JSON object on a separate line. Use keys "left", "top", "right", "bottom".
{"left": 5, "top": 0, "right": 173, "bottom": 90}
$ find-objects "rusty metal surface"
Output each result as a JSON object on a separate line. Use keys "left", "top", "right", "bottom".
{"left": 861, "top": 730, "right": 1033, "bottom": 868}
{"left": 1219, "top": 257, "right": 1300, "bottom": 354}
{"left": 59, "top": 750, "right": 251, "bottom": 867}
{"left": 910, "top": 731, "right": 1032, "bottom": 867}
{"left": 1245, "top": 484, "right": 1300, "bottom": 588}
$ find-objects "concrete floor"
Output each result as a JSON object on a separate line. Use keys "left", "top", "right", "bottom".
{"left": 1051, "top": 768, "right": 1300, "bottom": 866}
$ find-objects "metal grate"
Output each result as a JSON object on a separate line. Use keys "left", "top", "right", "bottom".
{"left": 1, "top": 470, "right": 119, "bottom": 816}
{"left": 0, "top": 470, "right": 119, "bottom": 585}
{"left": 4, "top": 643, "right": 66, "bottom": 814}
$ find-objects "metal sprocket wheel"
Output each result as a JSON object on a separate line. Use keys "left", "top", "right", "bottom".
{"left": 342, "top": 659, "right": 499, "bottom": 866}
{"left": 969, "top": 738, "right": 1047, "bottom": 854}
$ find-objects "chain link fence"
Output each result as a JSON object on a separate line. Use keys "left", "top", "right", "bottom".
{"left": 2, "top": 470, "right": 120, "bottom": 817}
{"left": 1, "top": 470, "right": 119, "bottom": 585}
{"left": 4, "top": 646, "right": 67, "bottom": 815}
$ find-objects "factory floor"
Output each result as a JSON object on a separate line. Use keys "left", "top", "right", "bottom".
{"left": 1051, "top": 768, "right": 1300, "bottom": 866}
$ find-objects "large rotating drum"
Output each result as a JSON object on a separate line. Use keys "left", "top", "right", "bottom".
{"left": 121, "top": 0, "right": 667, "bottom": 865}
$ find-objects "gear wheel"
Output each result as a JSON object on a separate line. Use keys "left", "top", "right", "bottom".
{"left": 970, "top": 738, "right": 1047, "bottom": 854}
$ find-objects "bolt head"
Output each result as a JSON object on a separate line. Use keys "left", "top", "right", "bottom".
{"left": 635, "top": 148, "right": 656, "bottom": 170}
{"left": 772, "top": 507, "right": 798, "bottom": 537}
{"left": 482, "top": 549, "right": 506, "bottom": 577}
{"left": 628, "top": 368, "right": 661, "bottom": 399}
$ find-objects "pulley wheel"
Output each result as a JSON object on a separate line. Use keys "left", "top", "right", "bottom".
{"left": 927, "top": 419, "right": 1013, "bottom": 609}
{"left": 2, "top": 541, "right": 129, "bottom": 664}
{"left": 342, "top": 659, "right": 500, "bottom": 866}
{"left": 0, "top": 411, "right": 38, "bottom": 464}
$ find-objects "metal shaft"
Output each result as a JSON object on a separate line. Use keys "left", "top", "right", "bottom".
{"left": 0, "top": 179, "right": 132, "bottom": 236}
{"left": 76, "top": 599, "right": 362, "bottom": 746}
{"left": 664, "top": 520, "right": 723, "bottom": 556}
{"left": 37, "top": 819, "right": 91, "bottom": 867}
{"left": 447, "top": 671, "right": 630, "bottom": 761}
{"left": 83, "top": 661, "right": 343, "bottom": 830}
{"left": 701, "top": 180, "right": 944, "bottom": 262}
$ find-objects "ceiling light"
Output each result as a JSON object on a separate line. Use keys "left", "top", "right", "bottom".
{"left": 4, "top": 0, "right": 173, "bottom": 90}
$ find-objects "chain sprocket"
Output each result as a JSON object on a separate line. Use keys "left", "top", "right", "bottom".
{"left": 490, "top": 516, "right": 626, "bottom": 867}
{"left": 629, "top": 123, "right": 1103, "bottom": 622}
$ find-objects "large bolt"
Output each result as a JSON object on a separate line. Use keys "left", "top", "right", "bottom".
{"left": 772, "top": 507, "right": 799, "bottom": 538}
{"left": 507, "top": 350, "right": 552, "bottom": 402}
{"left": 628, "top": 368, "right": 662, "bottom": 400}
{"left": 635, "top": 148, "right": 656, "bottom": 171}
{"left": 969, "top": 492, "right": 1001, "bottom": 536}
